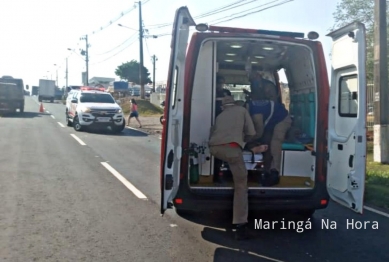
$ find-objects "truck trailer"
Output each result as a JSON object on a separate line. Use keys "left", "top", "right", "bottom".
{"left": 38, "top": 79, "right": 56, "bottom": 102}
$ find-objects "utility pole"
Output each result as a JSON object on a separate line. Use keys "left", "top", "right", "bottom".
{"left": 53, "top": 64, "right": 58, "bottom": 87}
{"left": 151, "top": 55, "right": 157, "bottom": 93}
{"left": 138, "top": 1, "right": 145, "bottom": 99}
{"left": 80, "top": 35, "right": 90, "bottom": 85}
{"left": 373, "top": 0, "right": 389, "bottom": 163}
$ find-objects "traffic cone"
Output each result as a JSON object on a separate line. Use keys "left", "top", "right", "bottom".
{"left": 39, "top": 103, "right": 44, "bottom": 113}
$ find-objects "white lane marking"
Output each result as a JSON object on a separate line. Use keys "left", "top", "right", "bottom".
{"left": 50, "top": 115, "right": 55, "bottom": 119}
{"left": 101, "top": 162, "right": 148, "bottom": 200}
{"left": 70, "top": 134, "right": 86, "bottom": 146}
{"left": 364, "top": 205, "right": 389, "bottom": 219}
{"left": 57, "top": 122, "right": 65, "bottom": 127}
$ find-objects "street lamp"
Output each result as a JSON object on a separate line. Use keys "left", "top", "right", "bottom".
{"left": 54, "top": 64, "right": 58, "bottom": 87}
{"left": 118, "top": 24, "right": 138, "bottom": 31}
{"left": 66, "top": 48, "right": 71, "bottom": 93}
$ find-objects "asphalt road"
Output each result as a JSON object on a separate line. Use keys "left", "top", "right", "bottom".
{"left": 0, "top": 96, "right": 388, "bottom": 262}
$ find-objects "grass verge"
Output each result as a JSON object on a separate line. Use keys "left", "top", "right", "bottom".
{"left": 365, "top": 142, "right": 389, "bottom": 210}
{"left": 120, "top": 98, "right": 163, "bottom": 116}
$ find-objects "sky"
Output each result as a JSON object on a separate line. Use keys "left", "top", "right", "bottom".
{"left": 0, "top": 0, "right": 341, "bottom": 88}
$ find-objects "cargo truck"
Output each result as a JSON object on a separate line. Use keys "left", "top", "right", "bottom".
{"left": 31, "top": 86, "right": 39, "bottom": 96}
{"left": 0, "top": 75, "right": 25, "bottom": 113}
{"left": 38, "top": 79, "right": 56, "bottom": 102}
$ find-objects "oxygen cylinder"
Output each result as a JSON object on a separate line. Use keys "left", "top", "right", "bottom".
{"left": 189, "top": 151, "right": 199, "bottom": 184}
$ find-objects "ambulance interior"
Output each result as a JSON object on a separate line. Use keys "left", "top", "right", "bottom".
{"left": 189, "top": 38, "right": 317, "bottom": 190}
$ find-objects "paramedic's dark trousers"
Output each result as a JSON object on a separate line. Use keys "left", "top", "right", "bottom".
{"left": 209, "top": 145, "right": 248, "bottom": 225}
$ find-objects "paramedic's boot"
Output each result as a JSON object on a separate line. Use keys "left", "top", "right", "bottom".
{"left": 235, "top": 223, "right": 250, "bottom": 240}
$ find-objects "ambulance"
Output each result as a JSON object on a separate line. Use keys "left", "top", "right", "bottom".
{"left": 160, "top": 6, "right": 367, "bottom": 218}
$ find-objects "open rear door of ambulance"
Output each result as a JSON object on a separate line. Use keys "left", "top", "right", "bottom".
{"left": 160, "top": 7, "right": 195, "bottom": 215}
{"left": 326, "top": 22, "right": 366, "bottom": 214}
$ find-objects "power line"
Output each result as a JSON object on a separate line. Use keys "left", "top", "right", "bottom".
{"left": 147, "top": 0, "right": 293, "bottom": 38}
{"left": 144, "top": 0, "right": 247, "bottom": 28}
{"left": 144, "top": 0, "right": 259, "bottom": 29}
{"left": 94, "top": 33, "right": 138, "bottom": 56}
{"left": 195, "top": 0, "right": 258, "bottom": 19}
{"left": 90, "top": 39, "right": 138, "bottom": 65}
{"left": 89, "top": 6, "right": 137, "bottom": 35}
{"left": 144, "top": 38, "right": 151, "bottom": 57}
{"left": 211, "top": 0, "right": 293, "bottom": 25}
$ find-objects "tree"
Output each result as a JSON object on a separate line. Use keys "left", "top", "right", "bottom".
{"left": 331, "top": 0, "right": 389, "bottom": 81}
{"left": 114, "top": 60, "right": 152, "bottom": 98}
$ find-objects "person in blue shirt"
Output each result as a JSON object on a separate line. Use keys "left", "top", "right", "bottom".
{"left": 246, "top": 92, "right": 292, "bottom": 176}
{"left": 248, "top": 71, "right": 279, "bottom": 102}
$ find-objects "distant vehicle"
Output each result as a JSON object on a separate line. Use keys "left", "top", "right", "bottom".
{"left": 65, "top": 86, "right": 125, "bottom": 133}
{"left": 31, "top": 86, "right": 39, "bottom": 96}
{"left": 67, "top": 85, "right": 82, "bottom": 92}
{"left": 131, "top": 89, "right": 140, "bottom": 96}
{"left": 38, "top": 79, "right": 56, "bottom": 102}
{"left": 0, "top": 82, "right": 24, "bottom": 113}
{"left": 113, "top": 81, "right": 128, "bottom": 92}
{"left": 55, "top": 88, "right": 63, "bottom": 100}
{"left": 0, "top": 75, "right": 25, "bottom": 113}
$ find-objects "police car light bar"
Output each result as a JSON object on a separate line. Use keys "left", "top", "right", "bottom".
{"left": 207, "top": 25, "right": 304, "bottom": 38}
{"left": 80, "top": 86, "right": 105, "bottom": 91}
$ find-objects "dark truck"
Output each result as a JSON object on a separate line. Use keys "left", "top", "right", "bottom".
{"left": 0, "top": 76, "right": 25, "bottom": 113}
{"left": 31, "top": 86, "right": 39, "bottom": 96}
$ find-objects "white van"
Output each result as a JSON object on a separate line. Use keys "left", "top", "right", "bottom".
{"left": 160, "top": 7, "right": 367, "bottom": 218}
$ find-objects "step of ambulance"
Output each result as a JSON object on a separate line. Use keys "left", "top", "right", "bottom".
{"left": 190, "top": 175, "right": 314, "bottom": 188}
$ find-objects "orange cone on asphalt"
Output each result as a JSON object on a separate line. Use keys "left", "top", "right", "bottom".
{"left": 39, "top": 102, "right": 44, "bottom": 113}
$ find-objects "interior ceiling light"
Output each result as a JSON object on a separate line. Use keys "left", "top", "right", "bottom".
{"left": 226, "top": 53, "right": 236, "bottom": 56}
{"left": 263, "top": 46, "right": 274, "bottom": 50}
{"left": 225, "top": 59, "right": 234, "bottom": 62}
{"left": 251, "top": 61, "right": 258, "bottom": 64}
{"left": 230, "top": 44, "right": 242, "bottom": 48}
{"left": 255, "top": 55, "right": 264, "bottom": 59}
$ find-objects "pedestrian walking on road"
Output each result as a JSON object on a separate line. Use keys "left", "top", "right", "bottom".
{"left": 127, "top": 99, "right": 142, "bottom": 128}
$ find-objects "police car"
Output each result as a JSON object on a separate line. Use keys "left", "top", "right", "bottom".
{"left": 65, "top": 86, "right": 125, "bottom": 132}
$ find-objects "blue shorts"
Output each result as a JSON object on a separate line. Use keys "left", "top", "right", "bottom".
{"left": 129, "top": 111, "right": 139, "bottom": 118}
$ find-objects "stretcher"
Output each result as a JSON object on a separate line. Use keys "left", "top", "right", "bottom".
{"left": 243, "top": 150, "right": 264, "bottom": 170}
